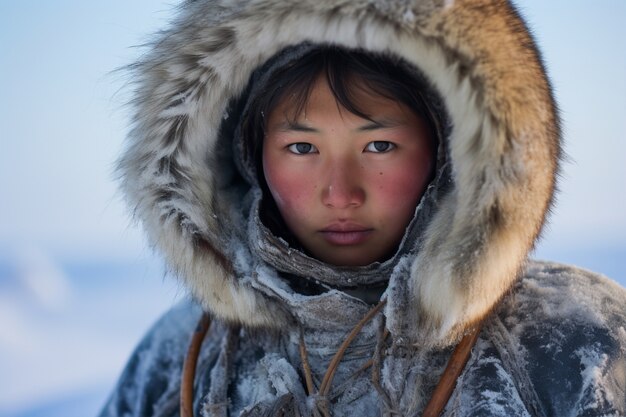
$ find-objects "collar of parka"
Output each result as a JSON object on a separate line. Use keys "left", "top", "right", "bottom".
{"left": 118, "top": 0, "right": 560, "bottom": 348}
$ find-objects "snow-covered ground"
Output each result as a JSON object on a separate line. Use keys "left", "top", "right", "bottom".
{"left": 0, "top": 248, "right": 182, "bottom": 417}
{"left": 0, "top": 244, "right": 624, "bottom": 417}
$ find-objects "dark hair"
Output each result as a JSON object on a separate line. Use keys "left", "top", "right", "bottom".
{"left": 240, "top": 46, "right": 445, "bottom": 248}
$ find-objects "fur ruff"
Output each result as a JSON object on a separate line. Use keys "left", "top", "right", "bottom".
{"left": 119, "top": 0, "right": 560, "bottom": 346}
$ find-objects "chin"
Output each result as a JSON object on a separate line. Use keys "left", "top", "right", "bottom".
{"left": 317, "top": 250, "right": 379, "bottom": 267}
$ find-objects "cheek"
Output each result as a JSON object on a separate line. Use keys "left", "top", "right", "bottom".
{"left": 373, "top": 155, "right": 433, "bottom": 214}
{"left": 263, "top": 160, "right": 315, "bottom": 218}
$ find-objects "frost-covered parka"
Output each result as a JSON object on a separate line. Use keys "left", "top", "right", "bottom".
{"left": 100, "top": 1, "right": 626, "bottom": 416}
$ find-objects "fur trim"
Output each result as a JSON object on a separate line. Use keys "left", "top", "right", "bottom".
{"left": 119, "top": 0, "right": 560, "bottom": 345}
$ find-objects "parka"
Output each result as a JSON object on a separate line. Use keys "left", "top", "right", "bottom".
{"left": 99, "top": 1, "right": 626, "bottom": 416}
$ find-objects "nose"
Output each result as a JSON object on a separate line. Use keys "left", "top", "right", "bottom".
{"left": 321, "top": 159, "right": 365, "bottom": 209}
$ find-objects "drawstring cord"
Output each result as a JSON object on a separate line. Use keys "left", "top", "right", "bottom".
{"left": 180, "top": 306, "right": 481, "bottom": 417}
{"left": 181, "top": 313, "right": 212, "bottom": 417}
{"left": 372, "top": 320, "right": 395, "bottom": 414}
{"left": 296, "top": 300, "right": 387, "bottom": 417}
{"left": 421, "top": 324, "right": 481, "bottom": 417}
{"left": 298, "top": 330, "right": 316, "bottom": 396}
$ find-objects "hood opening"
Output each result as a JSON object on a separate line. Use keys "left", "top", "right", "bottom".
{"left": 218, "top": 44, "right": 451, "bottom": 276}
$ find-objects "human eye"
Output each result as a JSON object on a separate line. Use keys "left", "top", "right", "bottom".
{"left": 364, "top": 141, "right": 395, "bottom": 153}
{"left": 287, "top": 142, "right": 318, "bottom": 154}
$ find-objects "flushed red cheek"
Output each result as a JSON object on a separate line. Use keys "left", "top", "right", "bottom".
{"left": 374, "top": 167, "right": 428, "bottom": 212}
{"left": 268, "top": 173, "right": 314, "bottom": 216}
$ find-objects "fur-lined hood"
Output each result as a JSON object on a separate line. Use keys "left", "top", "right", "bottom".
{"left": 119, "top": 0, "right": 560, "bottom": 347}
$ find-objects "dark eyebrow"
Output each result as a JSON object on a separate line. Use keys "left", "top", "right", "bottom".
{"left": 276, "top": 121, "right": 319, "bottom": 133}
{"left": 274, "top": 118, "right": 401, "bottom": 133}
{"left": 356, "top": 118, "right": 401, "bottom": 132}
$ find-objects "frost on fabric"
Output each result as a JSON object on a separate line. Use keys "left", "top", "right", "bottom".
{"left": 503, "top": 262, "right": 626, "bottom": 342}
{"left": 573, "top": 345, "right": 611, "bottom": 412}
{"left": 252, "top": 264, "right": 304, "bottom": 299}
{"left": 264, "top": 356, "right": 307, "bottom": 399}
{"left": 447, "top": 337, "right": 531, "bottom": 417}
{"left": 567, "top": 342, "right": 626, "bottom": 417}
{"left": 99, "top": 302, "right": 207, "bottom": 417}
{"left": 496, "top": 262, "right": 626, "bottom": 416}
{"left": 236, "top": 354, "right": 307, "bottom": 415}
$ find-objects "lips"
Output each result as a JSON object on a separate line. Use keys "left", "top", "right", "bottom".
{"left": 319, "top": 222, "right": 373, "bottom": 245}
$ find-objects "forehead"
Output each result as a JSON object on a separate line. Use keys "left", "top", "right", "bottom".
{"left": 270, "top": 74, "right": 415, "bottom": 124}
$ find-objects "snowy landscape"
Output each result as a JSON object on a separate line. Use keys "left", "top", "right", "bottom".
{"left": 0, "top": 250, "right": 181, "bottom": 416}
{"left": 1, "top": 1, "right": 624, "bottom": 416}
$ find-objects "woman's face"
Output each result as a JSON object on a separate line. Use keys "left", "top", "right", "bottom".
{"left": 262, "top": 76, "right": 434, "bottom": 266}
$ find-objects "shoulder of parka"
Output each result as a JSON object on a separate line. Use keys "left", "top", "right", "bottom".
{"left": 444, "top": 261, "right": 626, "bottom": 417}
{"left": 496, "top": 261, "right": 626, "bottom": 416}
{"left": 98, "top": 301, "right": 223, "bottom": 417}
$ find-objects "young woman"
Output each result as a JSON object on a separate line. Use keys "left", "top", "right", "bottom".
{"left": 100, "top": 2, "right": 626, "bottom": 416}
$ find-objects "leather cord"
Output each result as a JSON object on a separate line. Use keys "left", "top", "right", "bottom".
{"left": 180, "top": 312, "right": 212, "bottom": 417}
{"left": 421, "top": 325, "right": 482, "bottom": 417}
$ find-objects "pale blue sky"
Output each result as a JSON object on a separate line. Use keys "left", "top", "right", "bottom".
{"left": 1, "top": 1, "right": 625, "bottom": 274}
